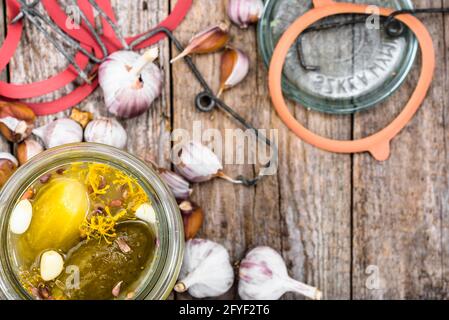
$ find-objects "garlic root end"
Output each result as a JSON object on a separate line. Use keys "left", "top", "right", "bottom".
{"left": 289, "top": 278, "right": 322, "bottom": 300}
{"left": 130, "top": 48, "right": 159, "bottom": 76}
{"left": 216, "top": 171, "right": 243, "bottom": 184}
{"left": 170, "top": 51, "right": 189, "bottom": 64}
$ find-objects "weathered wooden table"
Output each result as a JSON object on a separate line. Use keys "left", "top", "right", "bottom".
{"left": 0, "top": 0, "right": 448, "bottom": 300}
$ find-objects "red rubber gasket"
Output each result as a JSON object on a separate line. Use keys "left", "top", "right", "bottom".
{"left": 0, "top": 0, "right": 192, "bottom": 115}
{"left": 269, "top": 0, "right": 435, "bottom": 161}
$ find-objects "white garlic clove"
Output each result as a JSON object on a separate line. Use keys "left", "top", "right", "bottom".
{"left": 173, "top": 141, "right": 223, "bottom": 183}
{"left": 16, "top": 138, "right": 44, "bottom": 165}
{"left": 9, "top": 199, "right": 33, "bottom": 235}
{"left": 40, "top": 250, "right": 64, "bottom": 281}
{"left": 158, "top": 168, "right": 192, "bottom": 200}
{"left": 99, "top": 49, "right": 163, "bottom": 119}
{"left": 84, "top": 117, "right": 128, "bottom": 149}
{"left": 175, "top": 239, "right": 234, "bottom": 298}
{"left": 135, "top": 203, "right": 156, "bottom": 224}
{"left": 227, "top": 0, "right": 264, "bottom": 29}
{"left": 238, "top": 246, "right": 322, "bottom": 300}
{"left": 32, "top": 119, "right": 83, "bottom": 149}
{"left": 218, "top": 47, "right": 250, "bottom": 97}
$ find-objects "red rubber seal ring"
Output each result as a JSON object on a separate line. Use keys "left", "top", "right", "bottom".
{"left": 0, "top": 0, "right": 192, "bottom": 115}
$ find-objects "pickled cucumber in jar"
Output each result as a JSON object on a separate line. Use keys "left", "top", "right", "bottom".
{"left": 53, "top": 222, "right": 155, "bottom": 300}
{"left": 9, "top": 162, "right": 158, "bottom": 300}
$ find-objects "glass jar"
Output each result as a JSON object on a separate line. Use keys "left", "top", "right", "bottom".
{"left": 0, "top": 143, "right": 184, "bottom": 300}
{"left": 258, "top": 0, "right": 418, "bottom": 114}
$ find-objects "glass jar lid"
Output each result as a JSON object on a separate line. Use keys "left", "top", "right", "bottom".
{"left": 259, "top": 0, "right": 418, "bottom": 114}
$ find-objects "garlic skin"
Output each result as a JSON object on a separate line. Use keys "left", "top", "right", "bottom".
{"left": 99, "top": 48, "right": 163, "bottom": 119}
{"left": 0, "top": 101, "right": 36, "bottom": 143}
{"left": 218, "top": 47, "right": 250, "bottom": 96}
{"left": 171, "top": 24, "right": 230, "bottom": 63}
{"left": 227, "top": 0, "right": 264, "bottom": 28}
{"left": 179, "top": 200, "right": 204, "bottom": 240}
{"left": 238, "top": 247, "right": 322, "bottom": 300}
{"left": 16, "top": 138, "right": 44, "bottom": 165}
{"left": 70, "top": 108, "right": 93, "bottom": 128}
{"left": 158, "top": 168, "right": 192, "bottom": 200}
{"left": 32, "top": 119, "right": 83, "bottom": 149}
{"left": 175, "top": 239, "right": 234, "bottom": 298}
{"left": 84, "top": 117, "right": 128, "bottom": 149}
{"left": 174, "top": 141, "right": 223, "bottom": 183}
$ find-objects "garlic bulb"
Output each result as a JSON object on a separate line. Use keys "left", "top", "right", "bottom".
{"left": 175, "top": 239, "right": 234, "bottom": 298}
{"left": 238, "top": 247, "right": 322, "bottom": 300}
{"left": 218, "top": 47, "right": 250, "bottom": 96}
{"left": 171, "top": 24, "right": 230, "bottom": 63}
{"left": 32, "top": 119, "right": 83, "bottom": 149}
{"left": 174, "top": 141, "right": 223, "bottom": 183}
{"left": 227, "top": 0, "right": 264, "bottom": 28}
{"left": 84, "top": 117, "right": 127, "bottom": 149}
{"left": 158, "top": 168, "right": 192, "bottom": 200}
{"left": 99, "top": 48, "right": 163, "bottom": 119}
{"left": 16, "top": 138, "right": 44, "bottom": 165}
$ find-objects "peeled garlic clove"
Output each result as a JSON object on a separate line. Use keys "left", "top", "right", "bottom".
{"left": 99, "top": 48, "right": 163, "bottom": 119}
{"left": 171, "top": 24, "right": 230, "bottom": 63}
{"left": 32, "top": 119, "right": 83, "bottom": 149}
{"left": 16, "top": 138, "right": 44, "bottom": 165}
{"left": 238, "top": 246, "right": 322, "bottom": 300}
{"left": 112, "top": 281, "right": 123, "bottom": 298}
{"left": 173, "top": 141, "right": 223, "bottom": 183}
{"left": 0, "top": 152, "right": 18, "bottom": 188}
{"left": 9, "top": 199, "right": 33, "bottom": 235}
{"left": 179, "top": 200, "right": 204, "bottom": 240}
{"left": 175, "top": 239, "right": 234, "bottom": 298}
{"left": 135, "top": 203, "right": 156, "bottom": 224}
{"left": 0, "top": 101, "right": 36, "bottom": 142}
{"left": 218, "top": 47, "right": 250, "bottom": 97}
{"left": 40, "top": 250, "right": 64, "bottom": 281}
{"left": 158, "top": 168, "right": 192, "bottom": 200}
{"left": 84, "top": 117, "right": 128, "bottom": 149}
{"left": 227, "top": 0, "right": 264, "bottom": 29}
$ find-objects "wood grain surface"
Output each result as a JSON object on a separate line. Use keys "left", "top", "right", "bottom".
{"left": 1, "top": 0, "right": 448, "bottom": 300}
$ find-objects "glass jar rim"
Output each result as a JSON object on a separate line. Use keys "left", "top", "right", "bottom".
{"left": 258, "top": 0, "right": 418, "bottom": 114}
{"left": 0, "top": 143, "right": 184, "bottom": 300}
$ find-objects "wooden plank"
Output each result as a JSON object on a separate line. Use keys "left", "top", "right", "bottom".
{"left": 0, "top": 0, "right": 11, "bottom": 153}
{"left": 170, "top": 0, "right": 281, "bottom": 300}
{"left": 170, "top": 0, "right": 352, "bottom": 300}
{"left": 352, "top": 0, "right": 449, "bottom": 299}
{"left": 9, "top": 1, "right": 171, "bottom": 163}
